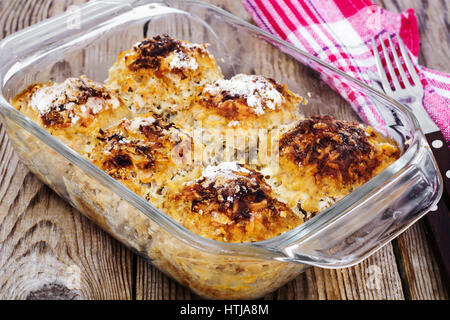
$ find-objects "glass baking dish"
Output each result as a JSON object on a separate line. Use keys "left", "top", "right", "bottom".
{"left": 0, "top": 0, "right": 442, "bottom": 299}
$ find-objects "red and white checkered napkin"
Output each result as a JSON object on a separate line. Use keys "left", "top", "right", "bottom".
{"left": 243, "top": 0, "right": 450, "bottom": 143}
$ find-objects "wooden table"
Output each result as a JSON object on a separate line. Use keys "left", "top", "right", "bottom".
{"left": 0, "top": 0, "right": 448, "bottom": 300}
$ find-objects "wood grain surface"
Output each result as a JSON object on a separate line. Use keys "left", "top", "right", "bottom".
{"left": 0, "top": 0, "right": 448, "bottom": 300}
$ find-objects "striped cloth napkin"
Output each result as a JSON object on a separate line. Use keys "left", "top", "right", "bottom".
{"left": 243, "top": 0, "right": 450, "bottom": 143}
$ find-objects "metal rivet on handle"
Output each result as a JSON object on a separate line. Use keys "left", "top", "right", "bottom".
{"left": 446, "top": 170, "right": 450, "bottom": 179}
{"left": 432, "top": 139, "right": 443, "bottom": 149}
{"left": 430, "top": 205, "right": 438, "bottom": 212}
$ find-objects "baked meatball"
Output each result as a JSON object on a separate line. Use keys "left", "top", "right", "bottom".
{"left": 164, "top": 162, "right": 303, "bottom": 242}
{"left": 11, "top": 76, "right": 130, "bottom": 153}
{"left": 176, "top": 73, "right": 303, "bottom": 130}
{"left": 106, "top": 35, "right": 223, "bottom": 117}
{"left": 271, "top": 115, "right": 400, "bottom": 217}
{"left": 88, "top": 112, "right": 195, "bottom": 206}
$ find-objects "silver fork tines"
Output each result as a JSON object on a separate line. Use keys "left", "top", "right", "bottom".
{"left": 372, "top": 32, "right": 422, "bottom": 98}
{"left": 371, "top": 32, "right": 438, "bottom": 133}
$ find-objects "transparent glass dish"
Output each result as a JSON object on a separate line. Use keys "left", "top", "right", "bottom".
{"left": 0, "top": 0, "right": 442, "bottom": 299}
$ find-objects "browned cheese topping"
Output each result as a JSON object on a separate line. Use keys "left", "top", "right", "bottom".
{"left": 106, "top": 35, "right": 223, "bottom": 117}
{"left": 126, "top": 35, "right": 208, "bottom": 78}
{"left": 167, "top": 162, "right": 303, "bottom": 242}
{"left": 174, "top": 74, "right": 303, "bottom": 132}
{"left": 90, "top": 113, "right": 191, "bottom": 196}
{"left": 280, "top": 115, "right": 383, "bottom": 184}
{"left": 273, "top": 115, "right": 400, "bottom": 215}
{"left": 200, "top": 76, "right": 286, "bottom": 120}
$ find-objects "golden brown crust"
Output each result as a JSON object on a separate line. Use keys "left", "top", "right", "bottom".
{"left": 272, "top": 115, "right": 400, "bottom": 216}
{"left": 15, "top": 77, "right": 122, "bottom": 128}
{"left": 43, "top": 83, "right": 113, "bottom": 127}
{"left": 106, "top": 35, "right": 223, "bottom": 116}
{"left": 89, "top": 113, "right": 193, "bottom": 200}
{"left": 174, "top": 74, "right": 304, "bottom": 138}
{"left": 127, "top": 35, "right": 181, "bottom": 71}
{"left": 200, "top": 77, "right": 295, "bottom": 120}
{"left": 127, "top": 35, "right": 207, "bottom": 76}
{"left": 165, "top": 162, "right": 303, "bottom": 243}
{"left": 280, "top": 115, "right": 382, "bottom": 184}
{"left": 10, "top": 76, "right": 130, "bottom": 153}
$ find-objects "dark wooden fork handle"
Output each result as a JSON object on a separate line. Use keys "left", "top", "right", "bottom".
{"left": 423, "top": 130, "right": 450, "bottom": 292}
{"left": 425, "top": 131, "right": 449, "bottom": 196}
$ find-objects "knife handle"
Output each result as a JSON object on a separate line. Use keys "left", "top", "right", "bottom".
{"left": 424, "top": 130, "right": 450, "bottom": 292}
{"left": 425, "top": 131, "right": 449, "bottom": 199}
{"left": 423, "top": 197, "right": 450, "bottom": 292}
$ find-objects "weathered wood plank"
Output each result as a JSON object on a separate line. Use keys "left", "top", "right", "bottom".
{"left": 136, "top": 258, "right": 199, "bottom": 300}
{"left": 394, "top": 223, "right": 448, "bottom": 299}
{"left": 0, "top": 0, "right": 133, "bottom": 300}
{"left": 261, "top": 245, "right": 404, "bottom": 300}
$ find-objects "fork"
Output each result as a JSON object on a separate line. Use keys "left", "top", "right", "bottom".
{"left": 372, "top": 32, "right": 450, "bottom": 289}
